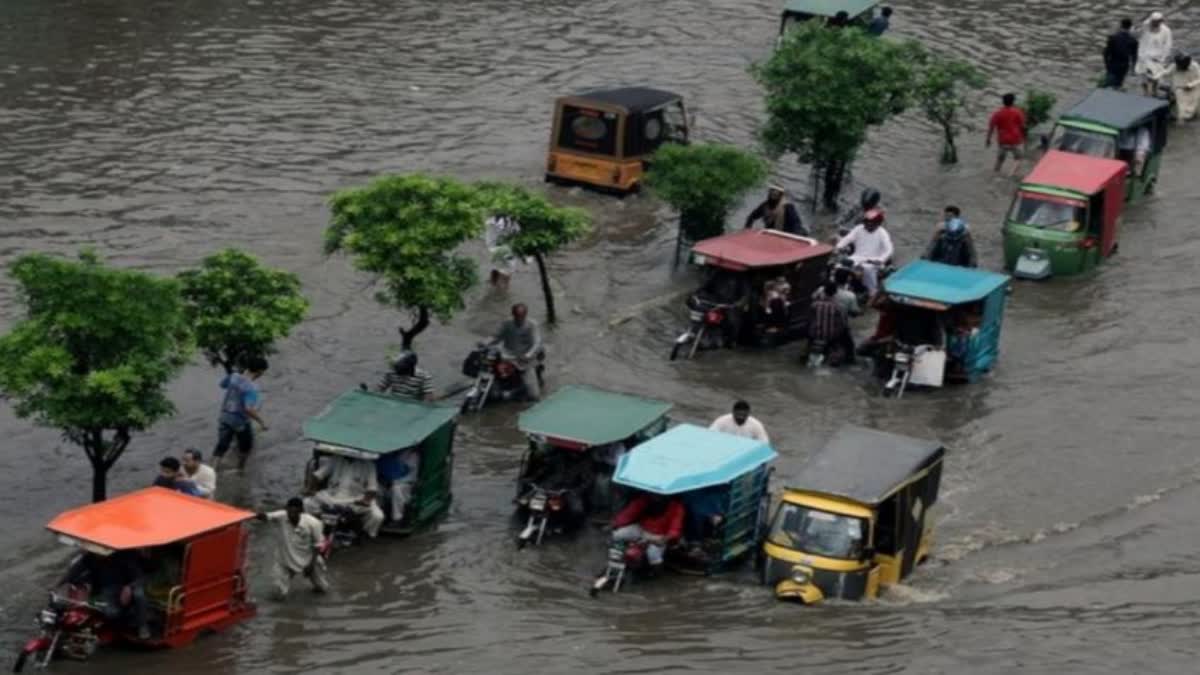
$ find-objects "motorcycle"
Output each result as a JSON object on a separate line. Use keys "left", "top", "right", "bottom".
{"left": 460, "top": 342, "right": 543, "bottom": 413}
{"left": 316, "top": 503, "right": 359, "bottom": 551}
{"left": 14, "top": 586, "right": 115, "bottom": 672}
{"left": 669, "top": 298, "right": 734, "bottom": 361}
{"left": 589, "top": 539, "right": 651, "bottom": 596}
{"left": 882, "top": 342, "right": 915, "bottom": 398}
{"left": 515, "top": 484, "right": 570, "bottom": 548}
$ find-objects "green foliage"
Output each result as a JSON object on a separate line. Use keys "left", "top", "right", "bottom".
{"left": 0, "top": 252, "right": 192, "bottom": 500}
{"left": 644, "top": 143, "right": 770, "bottom": 240}
{"left": 913, "top": 53, "right": 988, "bottom": 163}
{"left": 326, "top": 174, "right": 487, "bottom": 346}
{"left": 1023, "top": 89, "right": 1058, "bottom": 131}
{"left": 178, "top": 249, "right": 309, "bottom": 373}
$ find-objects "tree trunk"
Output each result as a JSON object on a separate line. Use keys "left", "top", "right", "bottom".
{"left": 533, "top": 252, "right": 557, "bottom": 324}
{"left": 83, "top": 428, "right": 129, "bottom": 503}
{"left": 822, "top": 160, "right": 848, "bottom": 211}
{"left": 941, "top": 126, "right": 959, "bottom": 164}
{"left": 400, "top": 306, "right": 430, "bottom": 350}
{"left": 90, "top": 460, "right": 109, "bottom": 503}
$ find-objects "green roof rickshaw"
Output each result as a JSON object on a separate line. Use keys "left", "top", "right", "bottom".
{"left": 514, "top": 385, "right": 671, "bottom": 547}
{"left": 302, "top": 390, "right": 457, "bottom": 542}
{"left": 1050, "top": 89, "right": 1170, "bottom": 202}
{"left": 778, "top": 0, "right": 881, "bottom": 38}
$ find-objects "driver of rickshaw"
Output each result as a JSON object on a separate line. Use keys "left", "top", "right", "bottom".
{"left": 697, "top": 270, "right": 750, "bottom": 345}
{"left": 58, "top": 549, "right": 152, "bottom": 640}
{"left": 523, "top": 445, "right": 593, "bottom": 519}
{"left": 305, "top": 454, "right": 385, "bottom": 538}
{"left": 610, "top": 491, "right": 686, "bottom": 573}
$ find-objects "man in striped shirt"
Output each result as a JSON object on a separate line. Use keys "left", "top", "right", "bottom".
{"left": 809, "top": 282, "right": 855, "bottom": 366}
{"left": 376, "top": 351, "right": 432, "bottom": 401}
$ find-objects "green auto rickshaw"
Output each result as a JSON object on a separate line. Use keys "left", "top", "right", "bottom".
{"left": 1049, "top": 88, "right": 1170, "bottom": 202}
{"left": 778, "top": 0, "right": 881, "bottom": 38}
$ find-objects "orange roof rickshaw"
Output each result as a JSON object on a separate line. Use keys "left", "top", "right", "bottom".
{"left": 14, "top": 488, "right": 256, "bottom": 671}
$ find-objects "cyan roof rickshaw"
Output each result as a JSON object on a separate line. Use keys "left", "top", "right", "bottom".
{"left": 302, "top": 390, "right": 458, "bottom": 536}
{"left": 876, "top": 261, "right": 1011, "bottom": 397}
{"left": 591, "top": 424, "right": 777, "bottom": 593}
{"left": 762, "top": 426, "right": 944, "bottom": 604}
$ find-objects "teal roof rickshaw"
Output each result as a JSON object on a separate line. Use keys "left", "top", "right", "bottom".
{"left": 591, "top": 424, "right": 777, "bottom": 593}
{"left": 779, "top": 0, "right": 881, "bottom": 38}
{"left": 875, "top": 261, "right": 1011, "bottom": 398}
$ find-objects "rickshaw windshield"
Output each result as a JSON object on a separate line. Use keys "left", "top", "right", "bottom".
{"left": 769, "top": 503, "right": 866, "bottom": 560}
{"left": 1051, "top": 125, "right": 1116, "bottom": 158}
{"left": 1009, "top": 192, "right": 1087, "bottom": 232}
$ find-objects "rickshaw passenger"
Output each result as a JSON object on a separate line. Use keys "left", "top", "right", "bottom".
{"left": 895, "top": 307, "right": 944, "bottom": 347}
{"left": 1117, "top": 126, "right": 1152, "bottom": 175}
{"left": 681, "top": 486, "right": 725, "bottom": 543}
{"left": 376, "top": 449, "right": 420, "bottom": 523}
{"left": 762, "top": 276, "right": 791, "bottom": 331}
{"left": 306, "top": 454, "right": 385, "bottom": 538}
{"left": 60, "top": 550, "right": 151, "bottom": 639}
{"left": 611, "top": 492, "right": 686, "bottom": 570}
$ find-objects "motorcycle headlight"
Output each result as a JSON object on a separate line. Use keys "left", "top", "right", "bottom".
{"left": 791, "top": 568, "right": 811, "bottom": 585}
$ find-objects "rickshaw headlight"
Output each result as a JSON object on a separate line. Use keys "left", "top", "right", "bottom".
{"left": 791, "top": 568, "right": 811, "bottom": 585}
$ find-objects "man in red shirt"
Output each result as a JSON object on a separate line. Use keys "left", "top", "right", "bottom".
{"left": 610, "top": 492, "right": 686, "bottom": 571}
{"left": 986, "top": 93, "right": 1027, "bottom": 176}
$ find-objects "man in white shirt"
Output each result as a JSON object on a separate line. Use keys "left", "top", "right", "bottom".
{"left": 836, "top": 207, "right": 894, "bottom": 298}
{"left": 257, "top": 498, "right": 329, "bottom": 599}
{"left": 1136, "top": 11, "right": 1173, "bottom": 96}
{"left": 305, "top": 454, "right": 385, "bottom": 538}
{"left": 709, "top": 400, "right": 770, "bottom": 444}
{"left": 181, "top": 449, "right": 217, "bottom": 499}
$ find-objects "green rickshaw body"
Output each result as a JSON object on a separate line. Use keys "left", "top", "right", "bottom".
{"left": 779, "top": 0, "right": 879, "bottom": 35}
{"left": 1051, "top": 89, "right": 1169, "bottom": 203}
{"left": 302, "top": 390, "right": 458, "bottom": 535}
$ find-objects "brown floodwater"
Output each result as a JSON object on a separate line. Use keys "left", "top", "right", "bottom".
{"left": 2, "top": 0, "right": 1200, "bottom": 672}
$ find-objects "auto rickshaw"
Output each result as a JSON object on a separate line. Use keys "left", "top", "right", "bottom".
{"left": 15, "top": 488, "right": 256, "bottom": 671}
{"left": 591, "top": 424, "right": 776, "bottom": 594}
{"left": 1004, "top": 150, "right": 1127, "bottom": 280}
{"left": 545, "top": 87, "right": 689, "bottom": 194}
{"left": 670, "top": 228, "right": 833, "bottom": 360}
{"left": 762, "top": 425, "right": 944, "bottom": 604}
{"left": 301, "top": 389, "right": 457, "bottom": 540}
{"left": 1050, "top": 88, "right": 1170, "bottom": 202}
{"left": 514, "top": 385, "right": 672, "bottom": 547}
{"left": 779, "top": 0, "right": 881, "bottom": 37}
{"left": 869, "top": 261, "right": 1011, "bottom": 397}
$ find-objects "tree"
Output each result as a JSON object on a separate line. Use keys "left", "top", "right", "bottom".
{"left": 326, "top": 174, "right": 485, "bottom": 349}
{"left": 752, "top": 22, "right": 920, "bottom": 209}
{"left": 0, "top": 252, "right": 192, "bottom": 502}
{"left": 1023, "top": 89, "right": 1058, "bottom": 134}
{"left": 178, "top": 249, "right": 309, "bottom": 374}
{"left": 914, "top": 54, "right": 988, "bottom": 164}
{"left": 644, "top": 142, "right": 770, "bottom": 247}
{"left": 476, "top": 183, "right": 591, "bottom": 324}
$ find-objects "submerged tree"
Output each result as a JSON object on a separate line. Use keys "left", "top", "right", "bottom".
{"left": 914, "top": 54, "right": 988, "bottom": 164}
{"left": 326, "top": 174, "right": 485, "bottom": 349}
{"left": 178, "top": 248, "right": 309, "bottom": 373}
{"left": 752, "top": 22, "right": 920, "bottom": 209}
{"left": 644, "top": 142, "right": 770, "bottom": 246}
{"left": 0, "top": 252, "right": 192, "bottom": 502}
{"left": 1023, "top": 89, "right": 1058, "bottom": 135}
{"left": 476, "top": 183, "right": 591, "bottom": 324}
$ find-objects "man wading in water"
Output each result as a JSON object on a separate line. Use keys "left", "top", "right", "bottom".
{"left": 744, "top": 185, "right": 809, "bottom": 236}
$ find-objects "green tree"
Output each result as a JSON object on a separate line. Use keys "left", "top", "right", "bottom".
{"left": 476, "top": 183, "right": 591, "bottom": 324}
{"left": 178, "top": 249, "right": 309, "bottom": 374}
{"left": 752, "top": 22, "right": 921, "bottom": 209}
{"left": 326, "top": 174, "right": 485, "bottom": 349}
{"left": 1023, "top": 89, "right": 1058, "bottom": 134}
{"left": 0, "top": 252, "right": 192, "bottom": 502}
{"left": 644, "top": 142, "right": 770, "bottom": 244}
{"left": 914, "top": 54, "right": 988, "bottom": 163}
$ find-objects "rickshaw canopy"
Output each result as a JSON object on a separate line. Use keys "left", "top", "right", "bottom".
{"left": 782, "top": 0, "right": 879, "bottom": 18}
{"left": 303, "top": 389, "right": 458, "bottom": 455}
{"left": 565, "top": 87, "right": 681, "bottom": 114}
{"left": 47, "top": 487, "right": 254, "bottom": 551}
{"left": 613, "top": 424, "right": 777, "bottom": 494}
{"left": 518, "top": 384, "right": 672, "bottom": 448}
{"left": 1022, "top": 150, "right": 1129, "bottom": 197}
{"left": 884, "top": 260, "right": 1010, "bottom": 307}
{"left": 790, "top": 426, "right": 944, "bottom": 505}
{"left": 691, "top": 229, "right": 832, "bottom": 271}
{"left": 1061, "top": 89, "right": 1170, "bottom": 132}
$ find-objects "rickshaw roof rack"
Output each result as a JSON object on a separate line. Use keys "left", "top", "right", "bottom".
{"left": 1062, "top": 88, "right": 1170, "bottom": 130}
{"left": 47, "top": 487, "right": 255, "bottom": 550}
{"left": 303, "top": 389, "right": 458, "bottom": 454}
{"left": 613, "top": 424, "right": 777, "bottom": 495}
{"left": 792, "top": 425, "right": 944, "bottom": 505}
{"left": 782, "top": 0, "right": 879, "bottom": 17}
{"left": 567, "top": 87, "right": 681, "bottom": 113}
{"left": 517, "top": 384, "right": 673, "bottom": 447}
{"left": 1023, "top": 150, "right": 1129, "bottom": 196}
{"left": 884, "top": 260, "right": 1010, "bottom": 306}
{"left": 691, "top": 229, "right": 833, "bottom": 270}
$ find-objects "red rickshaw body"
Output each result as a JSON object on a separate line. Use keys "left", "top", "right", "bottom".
{"left": 690, "top": 229, "right": 833, "bottom": 271}
{"left": 1021, "top": 150, "right": 1127, "bottom": 256}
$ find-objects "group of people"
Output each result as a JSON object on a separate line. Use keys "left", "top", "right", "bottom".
{"left": 1103, "top": 12, "right": 1200, "bottom": 120}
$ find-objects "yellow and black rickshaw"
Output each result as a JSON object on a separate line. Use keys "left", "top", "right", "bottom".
{"left": 545, "top": 87, "right": 689, "bottom": 194}
{"left": 761, "top": 425, "right": 944, "bottom": 604}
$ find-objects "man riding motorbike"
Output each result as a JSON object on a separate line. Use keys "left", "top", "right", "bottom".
{"left": 58, "top": 549, "right": 151, "bottom": 640}
{"left": 609, "top": 491, "right": 686, "bottom": 575}
{"left": 835, "top": 207, "right": 894, "bottom": 300}
{"left": 305, "top": 454, "right": 385, "bottom": 538}
{"left": 923, "top": 207, "right": 978, "bottom": 268}
{"left": 836, "top": 188, "right": 882, "bottom": 231}
{"left": 744, "top": 185, "right": 809, "bottom": 236}
{"left": 490, "top": 303, "right": 544, "bottom": 401}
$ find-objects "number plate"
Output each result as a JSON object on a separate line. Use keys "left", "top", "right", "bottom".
{"left": 530, "top": 495, "right": 547, "bottom": 510}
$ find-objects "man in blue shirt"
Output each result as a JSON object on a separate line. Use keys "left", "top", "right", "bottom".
{"left": 213, "top": 356, "right": 269, "bottom": 470}
{"left": 867, "top": 6, "right": 892, "bottom": 36}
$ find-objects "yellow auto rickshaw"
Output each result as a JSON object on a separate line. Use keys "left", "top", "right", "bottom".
{"left": 545, "top": 87, "right": 689, "bottom": 194}
{"left": 761, "top": 425, "right": 944, "bottom": 604}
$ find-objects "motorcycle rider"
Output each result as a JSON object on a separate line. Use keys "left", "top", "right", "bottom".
{"left": 837, "top": 188, "right": 882, "bottom": 232}
{"left": 744, "top": 185, "right": 809, "bottom": 236}
{"left": 609, "top": 491, "right": 686, "bottom": 575}
{"left": 836, "top": 207, "right": 894, "bottom": 300}
{"left": 305, "top": 454, "right": 385, "bottom": 538}
{"left": 374, "top": 351, "right": 432, "bottom": 401}
{"left": 923, "top": 206, "right": 978, "bottom": 268}
{"left": 490, "top": 303, "right": 544, "bottom": 401}
{"left": 58, "top": 549, "right": 151, "bottom": 639}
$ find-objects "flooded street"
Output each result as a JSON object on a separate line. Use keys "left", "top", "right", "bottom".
{"left": 2, "top": 0, "right": 1200, "bottom": 671}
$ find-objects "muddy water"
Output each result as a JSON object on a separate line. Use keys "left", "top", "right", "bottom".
{"left": 2, "top": 0, "right": 1199, "bottom": 672}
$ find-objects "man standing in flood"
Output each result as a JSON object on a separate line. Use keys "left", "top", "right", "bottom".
{"left": 257, "top": 497, "right": 329, "bottom": 599}
{"left": 1103, "top": 18, "right": 1139, "bottom": 90}
{"left": 744, "top": 185, "right": 808, "bottom": 236}
{"left": 213, "top": 356, "right": 269, "bottom": 471}
{"left": 985, "top": 93, "right": 1027, "bottom": 177}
